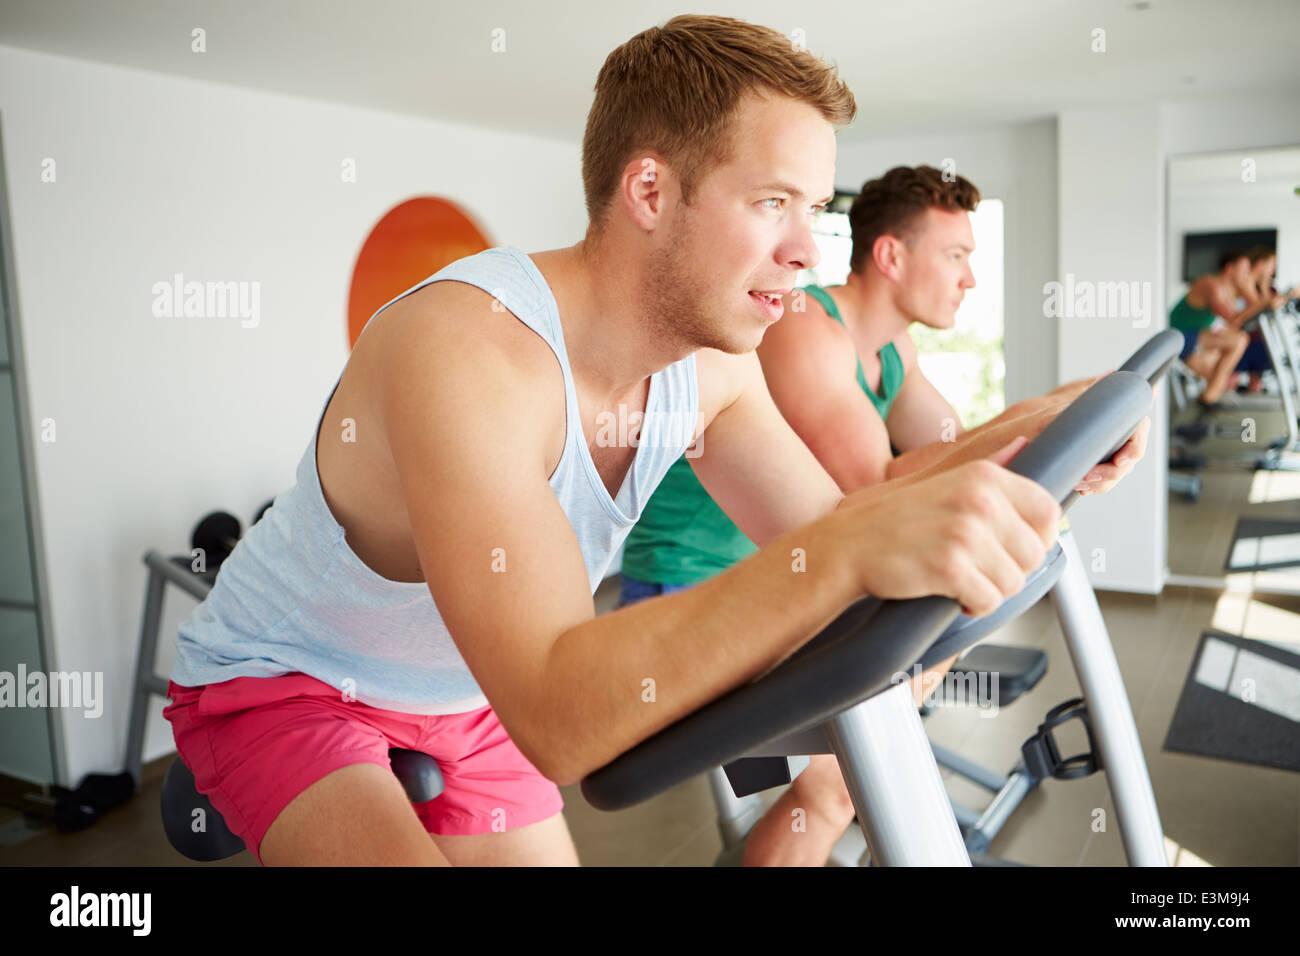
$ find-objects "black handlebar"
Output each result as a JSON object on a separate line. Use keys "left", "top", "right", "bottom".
{"left": 1056, "top": 327, "right": 1180, "bottom": 512}
{"left": 1118, "top": 328, "right": 1183, "bottom": 383}
{"left": 580, "top": 333, "right": 1178, "bottom": 812}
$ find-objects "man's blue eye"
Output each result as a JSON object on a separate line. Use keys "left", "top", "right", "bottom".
{"left": 761, "top": 198, "right": 783, "bottom": 209}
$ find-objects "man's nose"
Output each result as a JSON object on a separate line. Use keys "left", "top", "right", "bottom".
{"left": 785, "top": 219, "right": 821, "bottom": 272}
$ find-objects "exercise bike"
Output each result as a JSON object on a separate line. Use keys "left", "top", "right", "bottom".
{"left": 582, "top": 330, "right": 1182, "bottom": 867}
{"left": 160, "top": 331, "right": 1179, "bottom": 866}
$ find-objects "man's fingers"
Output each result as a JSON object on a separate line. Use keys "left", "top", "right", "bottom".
{"left": 986, "top": 435, "right": 1030, "bottom": 468}
{"left": 1116, "top": 418, "right": 1150, "bottom": 465}
{"left": 981, "top": 539, "right": 1030, "bottom": 602}
{"left": 970, "top": 477, "right": 1054, "bottom": 576}
{"left": 1075, "top": 416, "right": 1152, "bottom": 493}
{"left": 954, "top": 566, "right": 1007, "bottom": 619}
{"left": 1131, "top": 417, "right": 1151, "bottom": 457}
{"left": 1113, "top": 437, "right": 1139, "bottom": 468}
{"left": 1002, "top": 506, "right": 1055, "bottom": 575}
{"left": 992, "top": 471, "right": 1061, "bottom": 549}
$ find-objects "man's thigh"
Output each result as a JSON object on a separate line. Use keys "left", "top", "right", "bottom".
{"left": 261, "top": 763, "right": 452, "bottom": 866}
{"left": 431, "top": 811, "right": 580, "bottom": 866}
{"left": 1186, "top": 350, "right": 1219, "bottom": 376}
{"left": 1200, "top": 329, "right": 1240, "bottom": 351}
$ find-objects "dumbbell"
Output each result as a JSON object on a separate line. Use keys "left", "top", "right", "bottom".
{"left": 190, "top": 499, "right": 275, "bottom": 572}
{"left": 191, "top": 511, "right": 241, "bottom": 572}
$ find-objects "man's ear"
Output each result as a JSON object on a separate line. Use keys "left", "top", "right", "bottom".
{"left": 872, "top": 233, "right": 905, "bottom": 282}
{"left": 619, "top": 155, "right": 671, "bottom": 232}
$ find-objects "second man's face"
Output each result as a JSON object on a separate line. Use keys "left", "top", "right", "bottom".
{"left": 894, "top": 207, "right": 977, "bottom": 330}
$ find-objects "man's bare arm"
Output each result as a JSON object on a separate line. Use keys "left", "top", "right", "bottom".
{"left": 379, "top": 290, "right": 1063, "bottom": 786}
{"left": 686, "top": 350, "right": 843, "bottom": 544}
{"left": 757, "top": 295, "right": 898, "bottom": 491}
{"left": 881, "top": 331, "right": 965, "bottom": 459}
{"left": 887, "top": 382, "right": 1150, "bottom": 495}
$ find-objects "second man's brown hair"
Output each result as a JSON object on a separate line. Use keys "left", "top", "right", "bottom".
{"left": 848, "top": 166, "right": 981, "bottom": 273}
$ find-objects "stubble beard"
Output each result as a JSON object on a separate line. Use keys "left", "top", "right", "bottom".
{"left": 641, "top": 215, "right": 749, "bottom": 355}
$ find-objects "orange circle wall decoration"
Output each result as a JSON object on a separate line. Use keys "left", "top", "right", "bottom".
{"left": 347, "top": 197, "right": 492, "bottom": 349}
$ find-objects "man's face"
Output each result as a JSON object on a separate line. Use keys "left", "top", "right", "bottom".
{"left": 889, "top": 207, "right": 977, "bottom": 331}
{"left": 1253, "top": 255, "right": 1276, "bottom": 285}
{"left": 1226, "top": 256, "right": 1252, "bottom": 290}
{"left": 641, "top": 91, "right": 836, "bottom": 354}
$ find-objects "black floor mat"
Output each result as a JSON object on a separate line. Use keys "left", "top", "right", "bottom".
{"left": 1163, "top": 630, "right": 1300, "bottom": 774}
{"left": 1224, "top": 517, "right": 1300, "bottom": 573}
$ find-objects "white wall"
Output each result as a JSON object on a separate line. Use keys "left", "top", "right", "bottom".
{"left": 0, "top": 44, "right": 586, "bottom": 786}
{"left": 836, "top": 118, "right": 1059, "bottom": 406}
{"left": 1057, "top": 104, "right": 1166, "bottom": 595}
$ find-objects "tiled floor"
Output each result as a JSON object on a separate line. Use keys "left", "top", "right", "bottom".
{"left": 3, "top": 565, "right": 1297, "bottom": 867}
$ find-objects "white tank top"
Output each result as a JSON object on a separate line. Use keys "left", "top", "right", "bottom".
{"left": 171, "top": 247, "right": 700, "bottom": 714}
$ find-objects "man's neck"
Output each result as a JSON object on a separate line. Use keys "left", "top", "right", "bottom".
{"left": 532, "top": 238, "right": 690, "bottom": 404}
{"left": 832, "top": 269, "right": 911, "bottom": 355}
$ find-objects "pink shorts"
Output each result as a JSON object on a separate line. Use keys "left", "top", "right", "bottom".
{"left": 163, "top": 672, "right": 563, "bottom": 864}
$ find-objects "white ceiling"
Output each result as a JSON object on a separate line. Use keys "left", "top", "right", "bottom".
{"left": 1, "top": 0, "right": 1297, "bottom": 144}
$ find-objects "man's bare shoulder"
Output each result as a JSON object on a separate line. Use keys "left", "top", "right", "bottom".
{"left": 757, "top": 290, "right": 857, "bottom": 375}
{"left": 364, "top": 280, "right": 565, "bottom": 455}
{"left": 367, "top": 280, "right": 559, "bottom": 378}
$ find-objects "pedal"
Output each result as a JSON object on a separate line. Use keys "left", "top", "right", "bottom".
{"left": 1021, "top": 698, "right": 1099, "bottom": 782}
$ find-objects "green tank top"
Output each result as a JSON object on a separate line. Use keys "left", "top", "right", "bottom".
{"left": 1169, "top": 294, "right": 1215, "bottom": 333}
{"left": 620, "top": 285, "right": 905, "bottom": 586}
{"left": 803, "top": 285, "right": 904, "bottom": 419}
